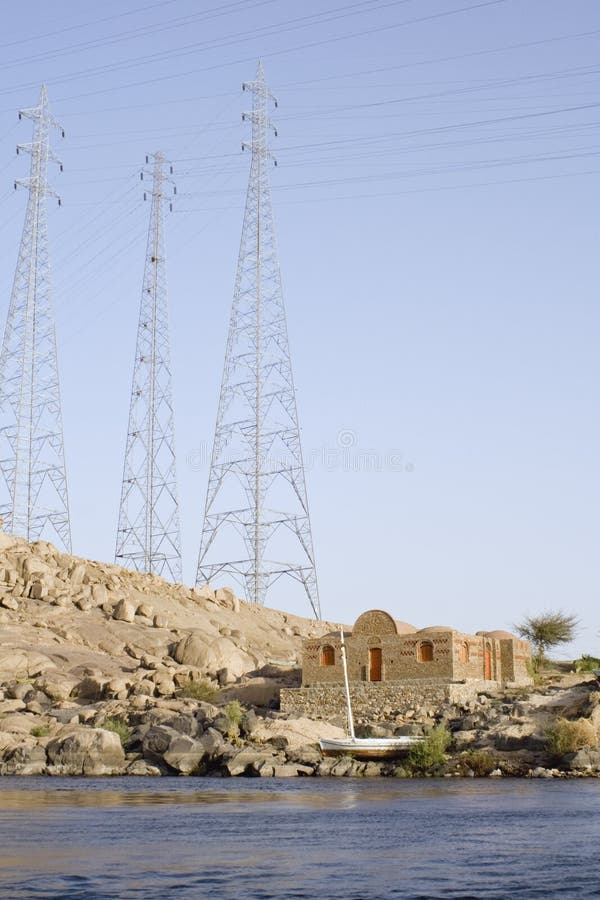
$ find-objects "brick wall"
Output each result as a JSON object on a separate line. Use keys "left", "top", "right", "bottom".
{"left": 302, "top": 631, "right": 508, "bottom": 686}
{"left": 301, "top": 611, "right": 532, "bottom": 690}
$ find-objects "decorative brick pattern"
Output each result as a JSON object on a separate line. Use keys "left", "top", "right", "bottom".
{"left": 299, "top": 609, "right": 531, "bottom": 689}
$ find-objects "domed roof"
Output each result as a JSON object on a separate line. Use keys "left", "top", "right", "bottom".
{"left": 417, "top": 625, "right": 454, "bottom": 634}
{"left": 353, "top": 609, "right": 398, "bottom": 635}
{"left": 394, "top": 620, "right": 417, "bottom": 634}
{"left": 483, "top": 629, "right": 518, "bottom": 640}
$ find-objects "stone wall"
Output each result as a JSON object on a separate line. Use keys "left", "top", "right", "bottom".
{"left": 301, "top": 610, "right": 533, "bottom": 694}
{"left": 499, "top": 637, "right": 530, "bottom": 683}
{"left": 302, "top": 632, "right": 503, "bottom": 686}
{"left": 281, "top": 681, "right": 488, "bottom": 723}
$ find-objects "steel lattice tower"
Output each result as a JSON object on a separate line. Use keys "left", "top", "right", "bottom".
{"left": 196, "top": 63, "right": 321, "bottom": 618}
{"left": 0, "top": 85, "right": 71, "bottom": 551}
{"left": 115, "top": 152, "right": 182, "bottom": 582}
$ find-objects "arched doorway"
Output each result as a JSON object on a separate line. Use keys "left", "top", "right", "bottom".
{"left": 418, "top": 641, "right": 434, "bottom": 662}
{"left": 369, "top": 647, "right": 382, "bottom": 682}
{"left": 321, "top": 645, "right": 335, "bottom": 667}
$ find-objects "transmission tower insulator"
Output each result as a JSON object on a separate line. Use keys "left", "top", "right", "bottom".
{"left": 196, "top": 62, "right": 321, "bottom": 619}
{"left": 0, "top": 85, "right": 71, "bottom": 551}
{"left": 115, "top": 151, "right": 182, "bottom": 583}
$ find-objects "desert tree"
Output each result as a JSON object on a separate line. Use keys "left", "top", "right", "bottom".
{"left": 515, "top": 611, "right": 579, "bottom": 671}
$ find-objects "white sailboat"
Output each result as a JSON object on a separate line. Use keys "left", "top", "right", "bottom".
{"left": 319, "top": 627, "right": 423, "bottom": 760}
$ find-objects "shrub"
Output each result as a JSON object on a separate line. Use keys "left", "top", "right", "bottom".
{"left": 574, "top": 655, "right": 600, "bottom": 673}
{"left": 102, "top": 716, "right": 131, "bottom": 747}
{"left": 459, "top": 749, "right": 498, "bottom": 776}
{"left": 224, "top": 700, "right": 244, "bottom": 726}
{"left": 546, "top": 717, "right": 598, "bottom": 757}
{"left": 223, "top": 700, "right": 244, "bottom": 741}
{"left": 407, "top": 725, "right": 451, "bottom": 773}
{"left": 30, "top": 725, "right": 50, "bottom": 738}
{"left": 177, "top": 680, "right": 217, "bottom": 702}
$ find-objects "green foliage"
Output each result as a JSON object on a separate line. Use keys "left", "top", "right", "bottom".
{"left": 546, "top": 717, "right": 597, "bottom": 757}
{"left": 177, "top": 680, "right": 217, "bottom": 702}
{"left": 525, "top": 659, "right": 544, "bottom": 683}
{"left": 574, "top": 655, "right": 600, "bottom": 673}
{"left": 515, "top": 611, "right": 578, "bottom": 671}
{"left": 459, "top": 749, "right": 498, "bottom": 776}
{"left": 407, "top": 725, "right": 451, "bottom": 773}
{"left": 102, "top": 716, "right": 131, "bottom": 747}
{"left": 30, "top": 725, "right": 50, "bottom": 738}
{"left": 224, "top": 700, "right": 244, "bottom": 725}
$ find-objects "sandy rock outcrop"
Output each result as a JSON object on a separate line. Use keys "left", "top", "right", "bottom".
{"left": 46, "top": 727, "right": 126, "bottom": 775}
{"left": 173, "top": 633, "right": 257, "bottom": 679}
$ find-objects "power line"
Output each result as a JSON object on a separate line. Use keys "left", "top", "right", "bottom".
{"left": 29, "top": 0, "right": 509, "bottom": 104}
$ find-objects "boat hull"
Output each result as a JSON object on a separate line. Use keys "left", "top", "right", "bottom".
{"left": 319, "top": 737, "right": 421, "bottom": 760}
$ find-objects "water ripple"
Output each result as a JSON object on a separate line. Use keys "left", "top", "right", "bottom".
{"left": 0, "top": 777, "right": 599, "bottom": 899}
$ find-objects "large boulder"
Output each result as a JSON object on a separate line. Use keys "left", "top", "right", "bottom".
{"left": 126, "top": 759, "right": 161, "bottom": 776}
{"left": 113, "top": 598, "right": 137, "bottom": 623}
{"left": 46, "top": 727, "right": 126, "bottom": 775}
{"left": 222, "top": 747, "right": 279, "bottom": 777}
{"left": 91, "top": 583, "right": 109, "bottom": 606}
{"left": 0, "top": 713, "right": 39, "bottom": 734}
{"left": 214, "top": 587, "right": 240, "bottom": 612}
{"left": 249, "top": 716, "right": 346, "bottom": 752}
{"left": 76, "top": 676, "right": 107, "bottom": 701}
{"left": 0, "top": 737, "right": 47, "bottom": 775}
{"left": 142, "top": 725, "right": 207, "bottom": 774}
{"left": 174, "top": 634, "right": 254, "bottom": 679}
{"left": 162, "top": 734, "right": 206, "bottom": 775}
{"left": 493, "top": 724, "right": 546, "bottom": 752}
{"left": 0, "top": 700, "right": 25, "bottom": 715}
{"left": 192, "top": 585, "right": 215, "bottom": 603}
{"left": 0, "top": 650, "right": 55, "bottom": 679}
{"left": 198, "top": 727, "right": 225, "bottom": 758}
{"left": 37, "top": 675, "right": 78, "bottom": 702}
{"left": 563, "top": 748, "right": 600, "bottom": 772}
{"left": 22, "top": 556, "right": 53, "bottom": 581}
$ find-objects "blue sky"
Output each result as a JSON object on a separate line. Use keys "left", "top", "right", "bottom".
{"left": 0, "top": 0, "right": 597, "bottom": 656}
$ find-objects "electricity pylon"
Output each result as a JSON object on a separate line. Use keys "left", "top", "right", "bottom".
{"left": 196, "top": 63, "right": 321, "bottom": 619}
{"left": 115, "top": 152, "right": 182, "bottom": 582}
{"left": 0, "top": 85, "right": 71, "bottom": 551}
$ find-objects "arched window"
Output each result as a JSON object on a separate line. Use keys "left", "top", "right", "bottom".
{"left": 321, "top": 645, "right": 335, "bottom": 666}
{"left": 460, "top": 642, "right": 469, "bottom": 663}
{"left": 418, "top": 641, "right": 434, "bottom": 662}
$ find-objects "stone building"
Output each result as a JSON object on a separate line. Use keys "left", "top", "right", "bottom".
{"left": 280, "top": 609, "right": 532, "bottom": 722}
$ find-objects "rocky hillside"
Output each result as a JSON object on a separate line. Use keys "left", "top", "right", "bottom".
{"left": 1, "top": 532, "right": 599, "bottom": 779}
{"left": 0, "top": 531, "right": 336, "bottom": 691}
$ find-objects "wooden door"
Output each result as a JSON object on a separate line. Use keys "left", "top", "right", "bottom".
{"left": 484, "top": 647, "right": 492, "bottom": 680}
{"left": 369, "top": 647, "right": 382, "bottom": 682}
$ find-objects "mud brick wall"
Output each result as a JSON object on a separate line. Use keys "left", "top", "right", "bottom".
{"left": 302, "top": 609, "right": 532, "bottom": 688}
{"left": 303, "top": 632, "right": 501, "bottom": 685}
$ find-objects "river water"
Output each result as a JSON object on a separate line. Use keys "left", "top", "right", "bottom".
{"left": 0, "top": 777, "right": 599, "bottom": 899}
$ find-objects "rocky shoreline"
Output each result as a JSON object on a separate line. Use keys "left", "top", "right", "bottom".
{"left": 0, "top": 533, "right": 599, "bottom": 779}
{"left": 2, "top": 669, "right": 599, "bottom": 779}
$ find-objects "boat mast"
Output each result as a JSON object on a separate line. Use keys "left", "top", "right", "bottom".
{"left": 339, "top": 626, "right": 355, "bottom": 740}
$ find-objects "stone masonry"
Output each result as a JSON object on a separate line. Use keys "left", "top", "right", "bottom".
{"left": 280, "top": 608, "right": 532, "bottom": 721}
{"left": 280, "top": 681, "right": 487, "bottom": 723}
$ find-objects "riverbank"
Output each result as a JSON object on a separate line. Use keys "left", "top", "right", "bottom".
{"left": 2, "top": 665, "right": 599, "bottom": 778}
{"left": 1, "top": 532, "right": 599, "bottom": 778}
